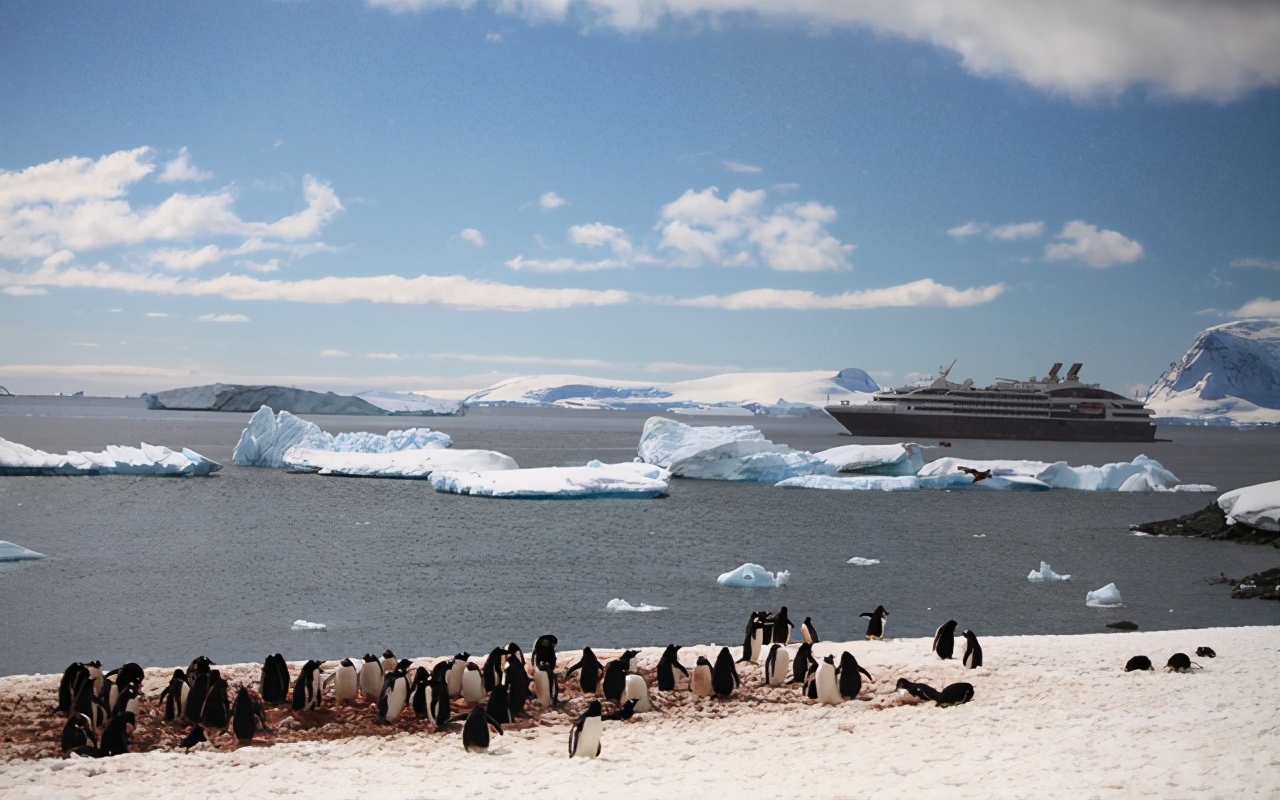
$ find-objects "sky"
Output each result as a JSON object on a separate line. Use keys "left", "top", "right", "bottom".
{"left": 1, "top": 0, "right": 1278, "bottom": 398}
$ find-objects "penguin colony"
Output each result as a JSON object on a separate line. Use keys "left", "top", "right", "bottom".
{"left": 38, "top": 609, "right": 1216, "bottom": 761}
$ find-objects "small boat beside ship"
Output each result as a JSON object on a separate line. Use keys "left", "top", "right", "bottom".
{"left": 824, "top": 361, "right": 1157, "bottom": 442}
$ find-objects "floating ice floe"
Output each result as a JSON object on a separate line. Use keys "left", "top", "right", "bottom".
{"left": 777, "top": 475, "right": 920, "bottom": 491}
{"left": 813, "top": 443, "right": 924, "bottom": 476}
{"left": 1217, "top": 479, "right": 1280, "bottom": 532}
{"left": 717, "top": 563, "right": 790, "bottom": 588}
{"left": 232, "top": 406, "right": 452, "bottom": 468}
{"left": 282, "top": 447, "right": 517, "bottom": 478}
{"left": 918, "top": 455, "right": 1211, "bottom": 493}
{"left": 291, "top": 620, "right": 327, "bottom": 631}
{"left": 0, "top": 437, "right": 220, "bottom": 477}
{"left": 606, "top": 599, "right": 668, "bottom": 612}
{"left": 0, "top": 541, "right": 44, "bottom": 562}
{"left": 637, "top": 417, "right": 829, "bottom": 482}
{"left": 847, "top": 557, "right": 881, "bottom": 566}
{"left": 429, "top": 460, "right": 669, "bottom": 499}
{"left": 1086, "top": 583, "right": 1123, "bottom": 607}
{"left": 1027, "top": 561, "right": 1070, "bottom": 582}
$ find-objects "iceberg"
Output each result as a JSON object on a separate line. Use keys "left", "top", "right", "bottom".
{"left": 429, "top": 460, "right": 669, "bottom": 499}
{"left": 1217, "top": 480, "right": 1280, "bottom": 532}
{"left": 606, "top": 599, "right": 668, "bottom": 612}
{"left": 638, "top": 417, "right": 769, "bottom": 468}
{"left": 291, "top": 620, "right": 327, "bottom": 631}
{"left": 918, "top": 455, "right": 1205, "bottom": 492}
{"left": 0, "top": 437, "right": 220, "bottom": 477}
{"left": 717, "top": 563, "right": 790, "bottom": 588}
{"left": 145, "top": 383, "right": 387, "bottom": 414}
{"left": 638, "top": 417, "right": 830, "bottom": 482}
{"left": 1027, "top": 562, "right": 1070, "bottom": 582}
{"left": 232, "top": 406, "right": 452, "bottom": 468}
{"left": 813, "top": 443, "right": 924, "bottom": 476}
{"left": 847, "top": 557, "right": 880, "bottom": 566}
{"left": 0, "top": 541, "right": 45, "bottom": 562}
{"left": 355, "top": 390, "right": 466, "bottom": 416}
{"left": 282, "top": 447, "right": 517, "bottom": 478}
{"left": 1086, "top": 583, "right": 1123, "bottom": 607}
{"left": 777, "top": 475, "right": 921, "bottom": 491}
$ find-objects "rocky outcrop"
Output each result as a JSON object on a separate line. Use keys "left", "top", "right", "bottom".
{"left": 1131, "top": 502, "right": 1279, "bottom": 546}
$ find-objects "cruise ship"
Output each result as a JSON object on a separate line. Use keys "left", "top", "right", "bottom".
{"left": 824, "top": 362, "right": 1157, "bottom": 442}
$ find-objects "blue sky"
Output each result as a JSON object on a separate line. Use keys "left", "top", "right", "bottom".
{"left": 2, "top": 0, "right": 1278, "bottom": 397}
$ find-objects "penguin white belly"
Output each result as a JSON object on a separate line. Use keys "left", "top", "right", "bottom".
{"left": 691, "top": 666, "right": 713, "bottom": 697}
{"left": 334, "top": 667, "right": 358, "bottom": 704}
{"left": 767, "top": 647, "right": 790, "bottom": 686}
{"left": 359, "top": 665, "right": 383, "bottom": 700}
{"left": 573, "top": 716, "right": 602, "bottom": 758}
{"left": 447, "top": 664, "right": 466, "bottom": 698}
{"left": 533, "top": 669, "right": 553, "bottom": 708}
{"left": 462, "top": 669, "right": 486, "bottom": 703}
{"left": 750, "top": 628, "right": 765, "bottom": 663}
{"left": 178, "top": 683, "right": 189, "bottom": 717}
{"left": 622, "top": 674, "right": 652, "bottom": 712}
{"left": 815, "top": 665, "right": 841, "bottom": 704}
{"left": 384, "top": 679, "right": 408, "bottom": 721}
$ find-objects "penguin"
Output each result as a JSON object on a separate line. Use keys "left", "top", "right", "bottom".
{"left": 691, "top": 656, "right": 714, "bottom": 697}
{"left": 111, "top": 679, "right": 141, "bottom": 719}
{"left": 740, "top": 611, "right": 768, "bottom": 664}
{"left": 178, "top": 724, "right": 207, "bottom": 750}
{"left": 601, "top": 653, "right": 633, "bottom": 703}
{"left": 711, "top": 647, "right": 740, "bottom": 698}
{"left": 1196, "top": 647, "right": 1216, "bottom": 658}
{"left": 764, "top": 643, "right": 790, "bottom": 686}
{"left": 895, "top": 677, "right": 939, "bottom": 702}
{"left": 837, "top": 652, "right": 873, "bottom": 700}
{"left": 429, "top": 661, "right": 453, "bottom": 729}
{"left": 57, "top": 662, "right": 91, "bottom": 716}
{"left": 60, "top": 713, "right": 96, "bottom": 753}
{"left": 811, "top": 654, "right": 841, "bottom": 704}
{"left": 486, "top": 684, "right": 513, "bottom": 725}
{"left": 260, "top": 654, "right": 290, "bottom": 706}
{"left": 231, "top": 686, "right": 267, "bottom": 743}
{"left": 159, "top": 668, "right": 188, "bottom": 722}
{"left": 409, "top": 666, "right": 432, "bottom": 718}
{"left": 460, "top": 704, "right": 503, "bottom": 753}
{"left": 772, "top": 606, "right": 794, "bottom": 645}
{"left": 532, "top": 634, "right": 558, "bottom": 671}
{"left": 506, "top": 642, "right": 526, "bottom": 667}
{"left": 533, "top": 660, "right": 558, "bottom": 708}
{"left": 185, "top": 665, "right": 211, "bottom": 723}
{"left": 108, "top": 662, "right": 144, "bottom": 691}
{"left": 603, "top": 698, "right": 638, "bottom": 722}
{"left": 656, "top": 645, "right": 688, "bottom": 691}
{"left": 565, "top": 647, "right": 604, "bottom": 693}
{"left": 330, "top": 658, "right": 359, "bottom": 705}
{"left": 1125, "top": 655, "right": 1154, "bottom": 672}
{"left": 800, "top": 617, "right": 820, "bottom": 645}
{"left": 622, "top": 673, "right": 653, "bottom": 712}
{"left": 933, "top": 620, "right": 958, "bottom": 660}
{"left": 790, "top": 643, "right": 815, "bottom": 686}
{"left": 504, "top": 656, "right": 532, "bottom": 718}
{"left": 101, "top": 710, "right": 134, "bottom": 756}
{"left": 201, "top": 671, "right": 231, "bottom": 738}
{"left": 934, "top": 682, "right": 975, "bottom": 707}
{"left": 461, "top": 661, "right": 486, "bottom": 704}
{"left": 482, "top": 647, "right": 507, "bottom": 692}
{"left": 961, "top": 630, "right": 983, "bottom": 669}
{"left": 380, "top": 649, "right": 397, "bottom": 674}
{"left": 447, "top": 653, "right": 471, "bottom": 699}
{"left": 291, "top": 660, "right": 323, "bottom": 711}
{"left": 85, "top": 660, "right": 105, "bottom": 697}
{"left": 860, "top": 605, "right": 889, "bottom": 640}
{"left": 568, "top": 700, "right": 603, "bottom": 759}
{"left": 1165, "top": 653, "right": 1194, "bottom": 673}
{"left": 71, "top": 679, "right": 107, "bottom": 730}
{"left": 358, "top": 654, "right": 384, "bottom": 702}
{"left": 378, "top": 666, "right": 410, "bottom": 722}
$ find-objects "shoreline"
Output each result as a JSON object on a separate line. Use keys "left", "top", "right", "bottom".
{"left": 3, "top": 625, "right": 1278, "bottom": 798}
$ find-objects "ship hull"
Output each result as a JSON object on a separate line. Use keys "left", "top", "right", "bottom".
{"left": 824, "top": 407, "right": 1157, "bottom": 442}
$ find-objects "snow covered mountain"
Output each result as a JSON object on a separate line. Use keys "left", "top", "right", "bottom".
{"left": 1146, "top": 319, "right": 1280, "bottom": 426}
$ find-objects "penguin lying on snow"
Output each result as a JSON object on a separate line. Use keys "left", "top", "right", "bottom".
{"left": 1195, "top": 647, "right": 1216, "bottom": 659}
{"left": 893, "top": 678, "right": 974, "bottom": 707}
{"left": 603, "top": 698, "right": 638, "bottom": 722}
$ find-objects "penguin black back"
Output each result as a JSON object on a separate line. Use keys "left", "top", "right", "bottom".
{"left": 602, "top": 658, "right": 628, "bottom": 703}
{"left": 60, "top": 713, "right": 96, "bottom": 753}
{"left": 860, "top": 605, "right": 889, "bottom": 640}
{"left": 565, "top": 647, "right": 603, "bottom": 693}
{"left": 178, "top": 724, "right": 207, "bottom": 750}
{"left": 101, "top": 710, "right": 134, "bottom": 756}
{"left": 895, "top": 678, "right": 938, "bottom": 702}
{"left": 504, "top": 657, "right": 532, "bottom": 718}
{"left": 961, "top": 630, "right": 983, "bottom": 669}
{"left": 482, "top": 647, "right": 506, "bottom": 692}
{"left": 461, "top": 704, "right": 503, "bottom": 753}
{"left": 532, "top": 634, "right": 558, "bottom": 670}
{"left": 487, "top": 684, "right": 513, "bottom": 724}
{"left": 711, "top": 647, "right": 739, "bottom": 697}
{"left": 410, "top": 666, "right": 431, "bottom": 718}
{"left": 935, "top": 682, "right": 975, "bottom": 707}
{"left": 1124, "top": 655, "right": 1154, "bottom": 672}
{"left": 1166, "top": 653, "right": 1193, "bottom": 672}
{"left": 837, "top": 652, "right": 873, "bottom": 699}
{"left": 656, "top": 645, "right": 688, "bottom": 691}
{"left": 790, "top": 642, "right": 814, "bottom": 684}
{"left": 800, "top": 617, "right": 819, "bottom": 645}
{"left": 772, "top": 606, "right": 793, "bottom": 645}
{"left": 57, "top": 662, "right": 90, "bottom": 716}
{"left": 602, "top": 698, "right": 638, "bottom": 721}
{"left": 260, "top": 654, "right": 290, "bottom": 705}
{"left": 231, "top": 686, "right": 267, "bottom": 743}
{"left": 933, "top": 620, "right": 958, "bottom": 660}
{"left": 160, "top": 669, "right": 187, "bottom": 722}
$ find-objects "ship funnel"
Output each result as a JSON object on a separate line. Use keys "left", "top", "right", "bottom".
{"left": 1046, "top": 363, "right": 1062, "bottom": 382}
{"left": 1065, "top": 363, "right": 1082, "bottom": 381}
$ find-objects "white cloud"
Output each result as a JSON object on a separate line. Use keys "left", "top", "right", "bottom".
{"left": 539, "top": 191, "right": 567, "bottom": 209}
{"left": 1043, "top": 220, "right": 1143, "bottom": 268}
{"left": 3, "top": 285, "right": 46, "bottom": 296}
{"left": 367, "top": 0, "right": 1280, "bottom": 101}
{"left": 675, "top": 278, "right": 1006, "bottom": 310}
{"left": 146, "top": 312, "right": 169, "bottom": 317}
{"left": 157, "top": 148, "right": 214, "bottom": 183}
{"left": 485, "top": 31, "right": 503, "bottom": 42}
{"left": 197, "top": 313, "right": 250, "bottom": 323}
{"left": 1230, "top": 257, "right": 1280, "bottom": 271}
{"left": 320, "top": 349, "right": 349, "bottom": 357}
{"left": 239, "top": 258, "right": 281, "bottom": 273}
{"left": 0, "top": 146, "right": 153, "bottom": 210}
{"left": 1227, "top": 297, "right": 1280, "bottom": 319}
{"left": 367, "top": 352, "right": 401, "bottom": 360}
{"left": 504, "top": 254, "right": 627, "bottom": 272}
{"left": 460, "top": 228, "right": 485, "bottom": 246}
{"left": 150, "top": 239, "right": 336, "bottom": 272}
{"left": 771, "top": 182, "right": 800, "bottom": 193}
{"left": 947, "top": 222, "right": 985, "bottom": 239}
{"left": 724, "top": 161, "right": 762, "bottom": 173}
{"left": 568, "top": 222, "right": 632, "bottom": 255}
{"left": 948, "top": 220, "right": 1044, "bottom": 240}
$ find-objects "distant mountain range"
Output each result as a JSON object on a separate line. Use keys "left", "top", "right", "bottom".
{"left": 1145, "top": 319, "right": 1280, "bottom": 426}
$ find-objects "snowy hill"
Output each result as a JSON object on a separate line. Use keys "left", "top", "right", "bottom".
{"left": 1146, "top": 319, "right": 1280, "bottom": 426}
{"left": 463, "top": 368, "right": 879, "bottom": 415}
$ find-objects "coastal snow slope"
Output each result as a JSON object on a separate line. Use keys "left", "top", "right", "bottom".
{"left": 1146, "top": 319, "right": 1280, "bottom": 425}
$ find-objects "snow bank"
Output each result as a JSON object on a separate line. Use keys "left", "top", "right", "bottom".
{"left": 717, "top": 563, "right": 790, "bottom": 588}
{"left": 606, "top": 599, "right": 668, "bottom": 612}
{"left": 1217, "top": 480, "right": 1280, "bottom": 532}
{"left": 813, "top": 443, "right": 924, "bottom": 476}
{"left": 290, "top": 620, "right": 327, "bottom": 631}
{"left": 0, "top": 437, "right": 220, "bottom": 477}
{"left": 429, "top": 460, "right": 669, "bottom": 499}
{"left": 282, "top": 447, "right": 517, "bottom": 479}
{"left": 0, "top": 541, "right": 44, "bottom": 562}
{"left": 1028, "top": 562, "right": 1070, "bottom": 582}
{"left": 232, "top": 406, "right": 452, "bottom": 468}
{"left": 1086, "top": 583, "right": 1123, "bottom": 607}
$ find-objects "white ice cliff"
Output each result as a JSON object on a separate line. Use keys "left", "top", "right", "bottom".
{"left": 0, "top": 437, "right": 220, "bottom": 477}
{"left": 232, "top": 406, "right": 452, "bottom": 468}
{"left": 428, "top": 460, "right": 669, "bottom": 499}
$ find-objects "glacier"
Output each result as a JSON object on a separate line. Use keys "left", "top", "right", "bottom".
{"left": 1086, "top": 583, "right": 1123, "bottom": 607}
{"left": 0, "top": 437, "right": 220, "bottom": 477}
{"left": 354, "top": 390, "right": 466, "bottom": 416}
{"left": 282, "top": 447, "right": 517, "bottom": 478}
{"left": 428, "top": 460, "right": 670, "bottom": 499}
{"left": 232, "top": 406, "right": 452, "bottom": 468}
{"left": 1217, "top": 480, "right": 1280, "bottom": 532}
{"left": 1145, "top": 319, "right": 1280, "bottom": 426}
{"left": 1028, "top": 562, "right": 1071, "bottom": 582}
{"left": 717, "top": 563, "right": 790, "bottom": 588}
{"left": 0, "top": 541, "right": 45, "bottom": 562}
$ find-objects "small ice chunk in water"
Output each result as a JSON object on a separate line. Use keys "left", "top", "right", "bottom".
{"left": 291, "top": 620, "right": 327, "bottom": 631}
{"left": 1027, "top": 561, "right": 1071, "bottom": 582}
{"left": 1085, "top": 583, "right": 1122, "bottom": 607}
{"left": 847, "top": 557, "right": 880, "bottom": 566}
{"left": 606, "top": 599, "right": 668, "bottom": 612}
{"left": 717, "top": 563, "right": 790, "bottom": 588}
{"left": 0, "top": 541, "right": 44, "bottom": 562}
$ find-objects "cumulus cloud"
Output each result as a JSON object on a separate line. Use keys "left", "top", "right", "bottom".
{"left": 948, "top": 220, "right": 1044, "bottom": 240}
{"left": 367, "top": 0, "right": 1280, "bottom": 101}
{"left": 539, "top": 191, "right": 567, "bottom": 209}
{"left": 1230, "top": 256, "right": 1280, "bottom": 271}
{"left": 1227, "top": 297, "right": 1280, "bottom": 319}
{"left": 568, "top": 222, "right": 632, "bottom": 256}
{"left": 675, "top": 278, "right": 1006, "bottom": 309}
{"left": 158, "top": 148, "right": 214, "bottom": 183}
{"left": 197, "top": 313, "right": 250, "bottom": 323}
{"left": 460, "top": 228, "right": 485, "bottom": 246}
{"left": 1043, "top": 220, "right": 1143, "bottom": 267}
{"left": 724, "top": 161, "right": 762, "bottom": 173}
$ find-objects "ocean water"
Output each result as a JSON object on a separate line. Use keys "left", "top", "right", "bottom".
{"left": 0, "top": 396, "right": 1276, "bottom": 677}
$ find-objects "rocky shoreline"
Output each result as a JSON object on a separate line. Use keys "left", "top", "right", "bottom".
{"left": 1130, "top": 502, "right": 1279, "bottom": 547}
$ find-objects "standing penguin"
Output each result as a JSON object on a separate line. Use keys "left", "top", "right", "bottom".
{"left": 60, "top": 713, "right": 97, "bottom": 753}
{"left": 447, "top": 653, "right": 471, "bottom": 699}
{"left": 429, "top": 661, "right": 452, "bottom": 729}
{"left": 764, "top": 643, "right": 790, "bottom": 686}
{"left": 380, "top": 649, "right": 397, "bottom": 674}
{"left": 291, "top": 660, "right": 323, "bottom": 711}
{"left": 772, "top": 606, "right": 794, "bottom": 645}
{"left": 57, "top": 663, "right": 91, "bottom": 716}
{"left": 961, "top": 630, "right": 983, "bottom": 669}
{"left": 740, "top": 611, "right": 768, "bottom": 664}
{"left": 461, "top": 662, "right": 486, "bottom": 704}
{"left": 377, "top": 665, "right": 410, "bottom": 723}
{"left": 656, "top": 645, "right": 688, "bottom": 691}
{"left": 532, "top": 634, "right": 558, "bottom": 671}
{"left": 486, "top": 684, "right": 513, "bottom": 725}
{"left": 837, "top": 652, "right": 873, "bottom": 700}
{"left": 460, "top": 704, "right": 503, "bottom": 753}
{"left": 690, "top": 656, "right": 714, "bottom": 697}
{"left": 185, "top": 664, "right": 211, "bottom": 723}
{"left": 482, "top": 647, "right": 507, "bottom": 692}
{"left": 565, "top": 648, "right": 604, "bottom": 693}
{"left": 259, "top": 654, "right": 290, "bottom": 706}
{"left": 533, "top": 660, "right": 558, "bottom": 708}
{"left": 200, "top": 671, "right": 232, "bottom": 738}
{"left": 933, "top": 620, "right": 958, "bottom": 660}
{"left": 602, "top": 650, "right": 638, "bottom": 703}
{"left": 504, "top": 657, "right": 532, "bottom": 718}
{"left": 101, "top": 710, "right": 135, "bottom": 757}
{"left": 231, "top": 686, "right": 267, "bottom": 743}
{"left": 860, "top": 605, "right": 889, "bottom": 640}
{"left": 159, "top": 668, "right": 188, "bottom": 722}
{"left": 811, "top": 654, "right": 841, "bottom": 704}
{"left": 409, "top": 667, "right": 432, "bottom": 718}
{"left": 568, "top": 700, "right": 603, "bottom": 759}
{"left": 622, "top": 673, "right": 653, "bottom": 712}
{"left": 330, "top": 658, "right": 359, "bottom": 705}
{"left": 790, "top": 643, "right": 815, "bottom": 685}
{"left": 358, "top": 654, "right": 384, "bottom": 702}
{"left": 711, "top": 647, "right": 740, "bottom": 698}
{"left": 800, "top": 617, "right": 820, "bottom": 645}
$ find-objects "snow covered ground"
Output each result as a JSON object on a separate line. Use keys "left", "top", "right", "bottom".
{"left": 1, "top": 626, "right": 1276, "bottom": 799}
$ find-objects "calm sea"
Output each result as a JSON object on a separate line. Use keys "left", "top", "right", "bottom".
{"left": 0, "top": 396, "right": 1276, "bottom": 676}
